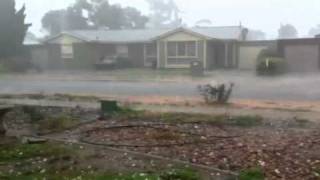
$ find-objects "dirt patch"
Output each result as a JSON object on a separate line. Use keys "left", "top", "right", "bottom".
{"left": 52, "top": 112, "right": 320, "bottom": 180}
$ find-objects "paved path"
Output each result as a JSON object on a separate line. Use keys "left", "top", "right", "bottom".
{"left": 1, "top": 72, "right": 320, "bottom": 101}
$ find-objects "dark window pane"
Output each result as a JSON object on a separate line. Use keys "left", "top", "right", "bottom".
{"left": 146, "top": 43, "right": 157, "bottom": 56}
{"left": 177, "top": 42, "right": 186, "bottom": 56}
{"left": 168, "top": 42, "right": 177, "bottom": 56}
{"left": 186, "top": 41, "right": 196, "bottom": 57}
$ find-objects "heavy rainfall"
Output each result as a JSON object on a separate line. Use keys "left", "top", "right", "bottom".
{"left": 0, "top": 0, "right": 319, "bottom": 179}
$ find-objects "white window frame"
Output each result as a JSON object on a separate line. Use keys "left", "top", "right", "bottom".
{"left": 167, "top": 41, "right": 198, "bottom": 58}
{"left": 61, "top": 44, "right": 74, "bottom": 59}
{"left": 116, "top": 45, "right": 129, "bottom": 56}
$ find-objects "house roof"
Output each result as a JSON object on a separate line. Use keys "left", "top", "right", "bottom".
{"left": 191, "top": 26, "right": 245, "bottom": 40}
{"left": 47, "top": 26, "right": 246, "bottom": 44}
{"left": 62, "top": 29, "right": 171, "bottom": 43}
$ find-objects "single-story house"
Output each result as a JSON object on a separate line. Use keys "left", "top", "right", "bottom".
{"left": 43, "top": 26, "right": 250, "bottom": 70}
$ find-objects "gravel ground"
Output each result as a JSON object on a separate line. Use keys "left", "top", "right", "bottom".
{"left": 52, "top": 114, "right": 320, "bottom": 180}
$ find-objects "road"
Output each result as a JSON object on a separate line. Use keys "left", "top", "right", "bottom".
{"left": 1, "top": 72, "right": 320, "bottom": 101}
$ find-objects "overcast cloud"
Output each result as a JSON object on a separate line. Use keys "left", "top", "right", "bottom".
{"left": 16, "top": 0, "right": 320, "bottom": 38}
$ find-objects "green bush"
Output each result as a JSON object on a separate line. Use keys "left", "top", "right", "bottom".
{"left": 256, "top": 57, "right": 286, "bottom": 75}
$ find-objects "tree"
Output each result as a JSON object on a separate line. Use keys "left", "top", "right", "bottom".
{"left": 122, "top": 7, "right": 149, "bottom": 29}
{"left": 41, "top": 10, "right": 67, "bottom": 35}
{"left": 146, "top": 0, "right": 182, "bottom": 28}
{"left": 42, "top": 3, "right": 90, "bottom": 36}
{"left": 308, "top": 25, "right": 320, "bottom": 37}
{"left": 90, "top": 2, "right": 126, "bottom": 29}
{"left": 0, "top": 0, "right": 29, "bottom": 58}
{"left": 42, "top": 0, "right": 148, "bottom": 35}
{"left": 87, "top": 0, "right": 148, "bottom": 29}
{"left": 278, "top": 24, "right": 298, "bottom": 39}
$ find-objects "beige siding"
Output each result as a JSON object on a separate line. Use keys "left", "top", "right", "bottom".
{"left": 284, "top": 45, "right": 319, "bottom": 72}
{"left": 47, "top": 35, "right": 84, "bottom": 45}
{"left": 238, "top": 46, "right": 268, "bottom": 70}
{"left": 162, "top": 32, "right": 202, "bottom": 41}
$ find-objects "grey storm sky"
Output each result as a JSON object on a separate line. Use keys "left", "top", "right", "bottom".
{"left": 16, "top": 0, "right": 320, "bottom": 38}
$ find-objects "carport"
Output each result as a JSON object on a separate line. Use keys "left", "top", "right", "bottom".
{"left": 279, "top": 38, "right": 320, "bottom": 73}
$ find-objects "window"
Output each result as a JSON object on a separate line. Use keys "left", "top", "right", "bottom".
{"left": 177, "top": 42, "right": 186, "bottom": 56}
{"left": 61, "top": 44, "right": 73, "bottom": 59}
{"left": 168, "top": 42, "right": 177, "bottom": 57}
{"left": 167, "top": 41, "right": 197, "bottom": 58}
{"left": 146, "top": 43, "right": 157, "bottom": 57}
{"left": 116, "top": 45, "right": 129, "bottom": 56}
{"left": 186, "top": 42, "right": 196, "bottom": 56}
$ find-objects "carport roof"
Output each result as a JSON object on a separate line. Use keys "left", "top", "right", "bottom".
{"left": 46, "top": 26, "right": 246, "bottom": 43}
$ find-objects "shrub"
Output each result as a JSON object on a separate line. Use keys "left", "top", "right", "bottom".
{"left": 198, "top": 83, "right": 235, "bottom": 104}
{"left": 256, "top": 57, "right": 286, "bottom": 75}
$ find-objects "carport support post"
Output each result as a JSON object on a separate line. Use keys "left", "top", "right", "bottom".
{"left": 224, "top": 42, "right": 229, "bottom": 68}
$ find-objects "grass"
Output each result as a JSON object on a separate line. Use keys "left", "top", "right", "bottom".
{"left": 227, "top": 115, "right": 263, "bottom": 127}
{"left": 0, "top": 172, "right": 161, "bottom": 180}
{"left": 290, "top": 118, "right": 311, "bottom": 128}
{"left": 0, "top": 136, "right": 201, "bottom": 180}
{"left": 160, "top": 168, "right": 201, "bottom": 180}
{"left": 313, "top": 169, "right": 320, "bottom": 177}
{"left": 0, "top": 138, "right": 202, "bottom": 180}
{"left": 0, "top": 170, "right": 200, "bottom": 180}
{"left": 238, "top": 168, "right": 265, "bottom": 180}
{"left": 0, "top": 142, "right": 71, "bottom": 163}
{"left": 37, "top": 115, "right": 80, "bottom": 134}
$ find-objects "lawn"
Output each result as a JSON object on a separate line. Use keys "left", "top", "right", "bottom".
{"left": 0, "top": 138, "right": 202, "bottom": 180}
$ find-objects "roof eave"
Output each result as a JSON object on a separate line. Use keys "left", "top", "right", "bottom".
{"left": 88, "top": 40, "right": 154, "bottom": 44}
{"left": 43, "top": 32, "right": 89, "bottom": 43}
{"left": 151, "top": 27, "right": 212, "bottom": 41}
